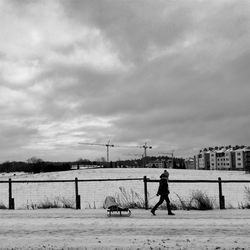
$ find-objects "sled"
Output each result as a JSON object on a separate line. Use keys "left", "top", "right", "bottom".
{"left": 104, "top": 196, "right": 131, "bottom": 217}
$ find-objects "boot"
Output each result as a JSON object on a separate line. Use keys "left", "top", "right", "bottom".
{"left": 150, "top": 209, "right": 156, "bottom": 216}
{"left": 167, "top": 202, "right": 174, "bottom": 215}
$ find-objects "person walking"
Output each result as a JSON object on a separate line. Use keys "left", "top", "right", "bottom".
{"left": 151, "top": 170, "right": 175, "bottom": 216}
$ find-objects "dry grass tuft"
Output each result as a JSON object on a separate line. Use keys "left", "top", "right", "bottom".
{"left": 173, "top": 190, "right": 214, "bottom": 210}
{"left": 239, "top": 186, "right": 250, "bottom": 209}
{"left": 115, "top": 187, "right": 145, "bottom": 208}
{"left": 27, "top": 196, "right": 75, "bottom": 209}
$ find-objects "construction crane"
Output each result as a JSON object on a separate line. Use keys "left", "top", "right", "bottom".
{"left": 140, "top": 142, "right": 152, "bottom": 158}
{"left": 125, "top": 142, "right": 152, "bottom": 167}
{"left": 140, "top": 142, "right": 152, "bottom": 167}
{"left": 124, "top": 142, "right": 152, "bottom": 158}
{"left": 158, "top": 151, "right": 175, "bottom": 168}
{"left": 79, "top": 141, "right": 146, "bottom": 162}
{"left": 79, "top": 140, "right": 114, "bottom": 162}
{"left": 124, "top": 142, "right": 153, "bottom": 165}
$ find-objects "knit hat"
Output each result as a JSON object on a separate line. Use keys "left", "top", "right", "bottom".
{"left": 160, "top": 170, "right": 169, "bottom": 179}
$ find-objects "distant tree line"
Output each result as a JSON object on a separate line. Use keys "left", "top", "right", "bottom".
{"left": 0, "top": 156, "right": 186, "bottom": 173}
{"left": 0, "top": 157, "right": 71, "bottom": 174}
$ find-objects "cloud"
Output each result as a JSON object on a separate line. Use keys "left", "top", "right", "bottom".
{"left": 1, "top": 0, "right": 250, "bottom": 162}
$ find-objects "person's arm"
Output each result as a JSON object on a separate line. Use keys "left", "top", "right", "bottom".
{"left": 157, "top": 180, "right": 162, "bottom": 195}
{"left": 167, "top": 182, "right": 170, "bottom": 194}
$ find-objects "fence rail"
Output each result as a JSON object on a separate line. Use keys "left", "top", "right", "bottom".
{"left": 0, "top": 178, "right": 143, "bottom": 184}
{"left": 146, "top": 180, "right": 250, "bottom": 183}
{"left": 1, "top": 176, "right": 250, "bottom": 210}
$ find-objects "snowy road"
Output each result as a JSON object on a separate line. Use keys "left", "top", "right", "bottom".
{"left": 0, "top": 209, "right": 250, "bottom": 249}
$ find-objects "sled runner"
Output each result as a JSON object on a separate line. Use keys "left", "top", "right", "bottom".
{"left": 104, "top": 196, "right": 131, "bottom": 217}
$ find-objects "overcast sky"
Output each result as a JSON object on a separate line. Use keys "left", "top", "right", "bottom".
{"left": 1, "top": 0, "right": 250, "bottom": 162}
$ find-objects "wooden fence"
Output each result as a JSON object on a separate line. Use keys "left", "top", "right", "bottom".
{"left": 1, "top": 176, "right": 250, "bottom": 210}
{"left": 0, "top": 177, "right": 142, "bottom": 210}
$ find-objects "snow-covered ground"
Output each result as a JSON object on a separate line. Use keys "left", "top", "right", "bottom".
{"left": 1, "top": 168, "right": 250, "bottom": 209}
{"left": 0, "top": 208, "right": 250, "bottom": 249}
{"left": 1, "top": 169, "right": 250, "bottom": 249}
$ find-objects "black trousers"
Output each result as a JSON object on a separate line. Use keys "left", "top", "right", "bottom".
{"left": 152, "top": 194, "right": 172, "bottom": 213}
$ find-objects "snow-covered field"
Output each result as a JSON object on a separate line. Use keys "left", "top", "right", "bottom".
{"left": 1, "top": 168, "right": 250, "bottom": 209}
{"left": 0, "top": 208, "right": 250, "bottom": 249}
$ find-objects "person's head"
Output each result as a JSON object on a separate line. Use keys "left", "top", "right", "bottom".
{"left": 160, "top": 170, "right": 169, "bottom": 179}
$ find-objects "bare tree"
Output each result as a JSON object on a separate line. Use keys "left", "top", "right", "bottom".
{"left": 27, "top": 157, "right": 43, "bottom": 164}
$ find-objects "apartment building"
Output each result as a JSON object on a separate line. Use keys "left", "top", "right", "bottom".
{"left": 245, "top": 150, "right": 250, "bottom": 173}
{"left": 194, "top": 151, "right": 210, "bottom": 170}
{"left": 225, "top": 150, "right": 235, "bottom": 169}
{"left": 235, "top": 149, "right": 244, "bottom": 170}
{"left": 194, "top": 146, "right": 250, "bottom": 171}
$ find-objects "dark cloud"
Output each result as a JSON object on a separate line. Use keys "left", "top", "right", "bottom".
{"left": 61, "top": 0, "right": 194, "bottom": 63}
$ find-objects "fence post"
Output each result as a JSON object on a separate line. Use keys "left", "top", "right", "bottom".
{"left": 218, "top": 177, "right": 225, "bottom": 209}
{"left": 75, "top": 177, "right": 81, "bottom": 209}
{"left": 143, "top": 176, "right": 148, "bottom": 210}
{"left": 8, "top": 178, "right": 15, "bottom": 210}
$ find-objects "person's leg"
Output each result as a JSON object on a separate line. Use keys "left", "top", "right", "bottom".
{"left": 151, "top": 196, "right": 164, "bottom": 215}
{"left": 165, "top": 195, "right": 175, "bottom": 215}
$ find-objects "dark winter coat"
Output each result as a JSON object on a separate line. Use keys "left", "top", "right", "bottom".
{"left": 157, "top": 178, "right": 170, "bottom": 196}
